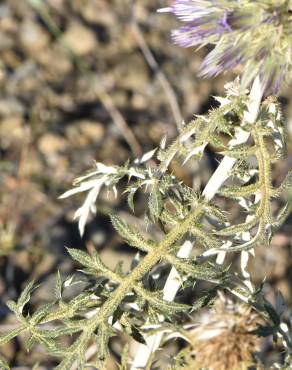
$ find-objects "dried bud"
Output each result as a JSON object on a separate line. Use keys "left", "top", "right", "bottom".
{"left": 161, "top": 0, "right": 292, "bottom": 93}
{"left": 187, "top": 295, "right": 263, "bottom": 370}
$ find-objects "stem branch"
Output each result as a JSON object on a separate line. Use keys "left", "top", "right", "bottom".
{"left": 131, "top": 76, "right": 264, "bottom": 369}
{"left": 57, "top": 206, "right": 203, "bottom": 368}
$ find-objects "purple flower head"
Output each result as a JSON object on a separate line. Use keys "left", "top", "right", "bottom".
{"left": 161, "top": 0, "right": 292, "bottom": 93}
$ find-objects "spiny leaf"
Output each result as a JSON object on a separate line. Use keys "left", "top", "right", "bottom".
{"left": 111, "top": 214, "right": 153, "bottom": 252}
{"left": 56, "top": 332, "right": 89, "bottom": 370}
{"left": 171, "top": 258, "right": 226, "bottom": 281}
{"left": 96, "top": 323, "right": 116, "bottom": 361}
{"left": 149, "top": 183, "right": 163, "bottom": 220}
{"left": 203, "top": 204, "right": 228, "bottom": 222}
{"left": 230, "top": 160, "right": 255, "bottom": 180}
{"left": 160, "top": 209, "right": 181, "bottom": 227}
{"left": 6, "top": 300, "right": 18, "bottom": 315}
{"left": 68, "top": 292, "right": 100, "bottom": 311}
{"left": 17, "top": 280, "right": 36, "bottom": 314}
{"left": 26, "top": 335, "right": 37, "bottom": 352}
{"left": 0, "top": 325, "right": 25, "bottom": 346}
{"left": 222, "top": 221, "right": 266, "bottom": 252}
{"left": 216, "top": 217, "right": 258, "bottom": 236}
{"left": 209, "top": 134, "right": 226, "bottom": 149}
{"left": 190, "top": 224, "right": 220, "bottom": 249}
{"left": 222, "top": 144, "right": 257, "bottom": 158}
{"left": 67, "top": 247, "right": 95, "bottom": 268}
{"left": 219, "top": 182, "right": 260, "bottom": 198}
{"left": 3, "top": 90, "right": 288, "bottom": 369}
{"left": 191, "top": 291, "right": 217, "bottom": 312}
{"left": 39, "top": 337, "right": 66, "bottom": 356}
{"left": 26, "top": 331, "right": 64, "bottom": 356}
{"left": 126, "top": 186, "right": 138, "bottom": 212}
{"left": 41, "top": 326, "right": 82, "bottom": 339}
{"left": 157, "top": 97, "right": 243, "bottom": 172}
{"left": 179, "top": 184, "right": 199, "bottom": 205}
{"left": 31, "top": 302, "right": 55, "bottom": 325}
{"left": 135, "top": 287, "right": 190, "bottom": 315}
{"left": 158, "top": 139, "right": 181, "bottom": 172}
{"left": 66, "top": 248, "right": 116, "bottom": 280}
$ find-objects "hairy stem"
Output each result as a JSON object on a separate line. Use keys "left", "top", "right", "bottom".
{"left": 131, "top": 76, "right": 264, "bottom": 369}
{"left": 56, "top": 206, "right": 203, "bottom": 369}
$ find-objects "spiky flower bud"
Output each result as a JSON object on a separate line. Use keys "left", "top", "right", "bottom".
{"left": 161, "top": 0, "right": 292, "bottom": 92}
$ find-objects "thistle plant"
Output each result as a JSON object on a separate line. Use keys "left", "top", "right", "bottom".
{"left": 1, "top": 1, "right": 292, "bottom": 369}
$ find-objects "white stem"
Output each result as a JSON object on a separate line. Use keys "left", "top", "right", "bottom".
{"left": 131, "top": 77, "right": 264, "bottom": 369}
{"left": 130, "top": 241, "right": 193, "bottom": 369}
{"left": 203, "top": 76, "right": 263, "bottom": 200}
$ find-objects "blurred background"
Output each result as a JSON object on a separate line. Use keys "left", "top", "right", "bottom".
{"left": 0, "top": 0, "right": 291, "bottom": 367}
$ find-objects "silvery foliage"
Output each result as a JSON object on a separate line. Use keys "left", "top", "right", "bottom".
{"left": 1, "top": 80, "right": 291, "bottom": 369}
{"left": 1, "top": 1, "right": 292, "bottom": 369}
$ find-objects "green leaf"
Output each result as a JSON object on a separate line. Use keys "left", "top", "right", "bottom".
{"left": 31, "top": 332, "right": 64, "bottom": 356}
{"left": 69, "top": 292, "right": 98, "bottom": 312}
{"left": 209, "top": 134, "right": 225, "bottom": 149}
{"left": 0, "top": 325, "right": 25, "bottom": 346}
{"left": 149, "top": 183, "right": 163, "bottom": 220}
{"left": 172, "top": 259, "right": 225, "bottom": 282}
{"left": 125, "top": 185, "right": 139, "bottom": 212}
{"left": 27, "top": 335, "right": 37, "bottom": 352}
{"left": 191, "top": 224, "right": 220, "bottom": 249}
{"left": 67, "top": 248, "right": 93, "bottom": 269}
{"left": 31, "top": 303, "right": 55, "bottom": 325}
{"left": 41, "top": 326, "right": 82, "bottom": 339}
{"left": 136, "top": 287, "right": 190, "bottom": 315}
{"left": 191, "top": 290, "right": 217, "bottom": 312}
{"left": 204, "top": 204, "right": 228, "bottom": 222}
{"left": 111, "top": 214, "right": 153, "bottom": 252}
{"left": 216, "top": 217, "right": 257, "bottom": 236}
{"left": 96, "top": 323, "right": 116, "bottom": 361}
{"left": 222, "top": 144, "right": 257, "bottom": 159}
{"left": 219, "top": 183, "right": 259, "bottom": 199}
{"left": 17, "top": 280, "right": 35, "bottom": 313}
{"left": 6, "top": 300, "right": 18, "bottom": 315}
{"left": 67, "top": 248, "right": 115, "bottom": 280}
